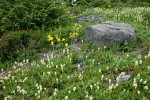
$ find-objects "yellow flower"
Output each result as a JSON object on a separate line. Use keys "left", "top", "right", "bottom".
{"left": 55, "top": 34, "right": 58, "bottom": 37}
{"left": 74, "top": 23, "right": 78, "bottom": 27}
{"left": 57, "top": 38, "right": 60, "bottom": 42}
{"left": 51, "top": 41, "right": 54, "bottom": 46}
{"left": 75, "top": 32, "right": 78, "bottom": 36}
{"left": 62, "top": 38, "right": 65, "bottom": 41}
{"left": 97, "top": 7, "right": 102, "bottom": 13}
{"left": 65, "top": 43, "right": 68, "bottom": 47}
{"left": 47, "top": 35, "right": 53, "bottom": 41}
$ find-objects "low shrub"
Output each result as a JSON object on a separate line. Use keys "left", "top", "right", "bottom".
{"left": 0, "top": 0, "right": 71, "bottom": 37}
{"left": 0, "top": 30, "right": 49, "bottom": 68}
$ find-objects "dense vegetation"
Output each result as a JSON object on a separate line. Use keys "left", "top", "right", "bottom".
{"left": 0, "top": 0, "right": 150, "bottom": 99}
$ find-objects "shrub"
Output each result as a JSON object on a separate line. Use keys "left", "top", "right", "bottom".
{"left": 0, "top": 30, "right": 49, "bottom": 68}
{"left": 0, "top": 0, "right": 71, "bottom": 37}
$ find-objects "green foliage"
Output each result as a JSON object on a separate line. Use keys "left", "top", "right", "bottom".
{"left": 0, "top": 30, "right": 49, "bottom": 68}
{"left": 0, "top": 0, "right": 71, "bottom": 37}
{"left": 0, "top": 2, "right": 150, "bottom": 99}
{"left": 76, "top": 0, "right": 107, "bottom": 7}
{"left": 0, "top": 31, "right": 30, "bottom": 62}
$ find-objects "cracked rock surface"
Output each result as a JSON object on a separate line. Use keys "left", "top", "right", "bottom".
{"left": 84, "top": 21, "right": 136, "bottom": 46}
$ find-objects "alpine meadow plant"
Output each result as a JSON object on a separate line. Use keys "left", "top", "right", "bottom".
{"left": 0, "top": 0, "right": 71, "bottom": 36}
{"left": 0, "top": 1, "right": 150, "bottom": 100}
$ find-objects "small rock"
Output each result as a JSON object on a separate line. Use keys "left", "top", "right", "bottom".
{"left": 118, "top": 75, "right": 131, "bottom": 83}
{"left": 76, "top": 14, "right": 104, "bottom": 23}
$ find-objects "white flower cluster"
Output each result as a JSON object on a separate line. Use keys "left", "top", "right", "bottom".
{"left": 35, "top": 84, "right": 43, "bottom": 98}
{"left": 53, "top": 88, "right": 58, "bottom": 96}
{"left": 16, "top": 86, "right": 27, "bottom": 95}
{"left": 116, "top": 72, "right": 125, "bottom": 83}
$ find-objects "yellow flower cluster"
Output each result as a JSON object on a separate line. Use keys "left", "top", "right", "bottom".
{"left": 47, "top": 35, "right": 53, "bottom": 41}
{"left": 47, "top": 35, "right": 54, "bottom": 46}
{"left": 69, "top": 32, "right": 78, "bottom": 38}
{"left": 55, "top": 34, "right": 61, "bottom": 42}
{"left": 47, "top": 34, "right": 69, "bottom": 47}
{"left": 47, "top": 23, "right": 82, "bottom": 48}
{"left": 73, "top": 23, "right": 82, "bottom": 32}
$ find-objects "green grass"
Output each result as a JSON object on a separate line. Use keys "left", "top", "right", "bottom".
{"left": 0, "top": 7, "right": 150, "bottom": 99}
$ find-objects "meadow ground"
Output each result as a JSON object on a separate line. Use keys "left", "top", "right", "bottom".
{"left": 0, "top": 7, "right": 150, "bottom": 99}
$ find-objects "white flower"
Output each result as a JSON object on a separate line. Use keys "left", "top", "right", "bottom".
{"left": 1, "top": 68, "right": 3, "bottom": 72}
{"left": 133, "top": 78, "right": 137, "bottom": 82}
{"left": 54, "top": 88, "right": 58, "bottom": 92}
{"left": 144, "top": 86, "right": 148, "bottom": 90}
{"left": 56, "top": 78, "right": 59, "bottom": 83}
{"left": 78, "top": 73, "right": 82, "bottom": 79}
{"left": 106, "top": 78, "right": 108, "bottom": 81}
{"left": 143, "top": 81, "right": 147, "bottom": 84}
{"left": 89, "top": 96, "right": 93, "bottom": 100}
{"left": 39, "top": 85, "right": 42, "bottom": 91}
{"left": 36, "top": 84, "right": 38, "bottom": 87}
{"left": 67, "top": 76, "right": 70, "bottom": 79}
{"left": 148, "top": 52, "right": 150, "bottom": 57}
{"left": 145, "top": 55, "right": 148, "bottom": 59}
{"left": 139, "top": 79, "right": 143, "bottom": 82}
{"left": 137, "top": 74, "right": 140, "bottom": 78}
{"left": 137, "top": 90, "right": 140, "bottom": 94}
{"left": 139, "top": 60, "right": 142, "bottom": 65}
{"left": 133, "top": 83, "right": 137, "bottom": 89}
{"left": 86, "top": 94, "right": 88, "bottom": 98}
{"left": 138, "top": 55, "right": 142, "bottom": 59}
{"left": 115, "top": 83, "right": 119, "bottom": 87}
{"left": 121, "top": 72, "right": 125, "bottom": 76}
{"left": 109, "top": 85, "right": 113, "bottom": 91}
{"left": 63, "top": 49, "right": 65, "bottom": 54}
{"left": 92, "top": 59, "right": 95, "bottom": 63}
{"left": 11, "top": 76, "right": 14, "bottom": 80}
{"left": 38, "top": 90, "right": 41, "bottom": 94}
{"left": 3, "top": 86, "right": 6, "bottom": 89}
{"left": 65, "top": 96, "right": 68, "bottom": 100}
{"left": 56, "top": 65, "right": 58, "bottom": 68}
{"left": 26, "top": 59, "right": 29, "bottom": 63}
{"left": 81, "top": 40, "right": 84, "bottom": 44}
{"left": 53, "top": 91, "right": 57, "bottom": 96}
{"left": 107, "top": 66, "right": 109, "bottom": 70}
{"left": 35, "top": 93, "right": 38, "bottom": 96}
{"left": 126, "top": 54, "right": 129, "bottom": 57}
{"left": 17, "top": 86, "right": 21, "bottom": 90}
{"left": 47, "top": 72, "right": 51, "bottom": 75}
{"left": 135, "top": 60, "right": 138, "bottom": 66}
{"left": 99, "top": 69, "right": 101, "bottom": 72}
{"left": 13, "top": 66, "right": 16, "bottom": 69}
{"left": 101, "top": 75, "right": 104, "bottom": 80}
{"left": 37, "top": 95, "right": 40, "bottom": 99}
{"left": 68, "top": 91, "right": 71, "bottom": 94}
{"left": 148, "top": 66, "right": 150, "bottom": 70}
{"left": 97, "top": 86, "right": 99, "bottom": 90}
{"left": 73, "top": 87, "right": 76, "bottom": 91}
{"left": 90, "top": 85, "right": 93, "bottom": 90}
{"left": 109, "top": 79, "right": 111, "bottom": 84}
{"left": 54, "top": 72, "right": 57, "bottom": 76}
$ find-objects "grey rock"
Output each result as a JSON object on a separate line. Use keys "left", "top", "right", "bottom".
{"left": 76, "top": 14, "right": 104, "bottom": 23}
{"left": 118, "top": 75, "right": 131, "bottom": 83}
{"left": 84, "top": 21, "right": 136, "bottom": 46}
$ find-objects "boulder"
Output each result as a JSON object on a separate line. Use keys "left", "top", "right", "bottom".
{"left": 84, "top": 21, "right": 136, "bottom": 46}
